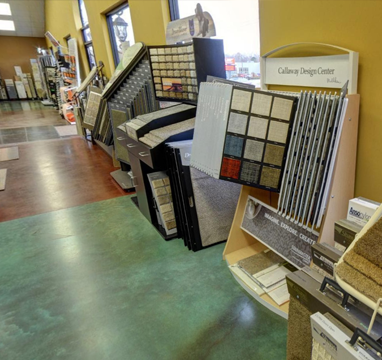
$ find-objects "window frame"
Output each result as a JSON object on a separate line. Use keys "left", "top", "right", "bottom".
{"left": 78, "top": 0, "right": 89, "bottom": 27}
{"left": 106, "top": 2, "right": 131, "bottom": 67}
{"left": 168, "top": 0, "right": 180, "bottom": 21}
{"left": 78, "top": 0, "right": 97, "bottom": 70}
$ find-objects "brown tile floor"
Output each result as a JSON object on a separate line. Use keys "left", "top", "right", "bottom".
{"left": 0, "top": 101, "right": 125, "bottom": 222}
{"left": 0, "top": 101, "right": 67, "bottom": 129}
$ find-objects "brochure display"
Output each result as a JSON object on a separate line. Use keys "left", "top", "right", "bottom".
{"left": 220, "top": 43, "right": 360, "bottom": 317}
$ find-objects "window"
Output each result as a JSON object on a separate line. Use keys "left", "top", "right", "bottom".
{"left": 107, "top": 4, "right": 135, "bottom": 67}
{"left": 64, "top": 34, "right": 72, "bottom": 48}
{"left": 78, "top": 0, "right": 97, "bottom": 69}
{"left": 78, "top": 0, "right": 89, "bottom": 27}
{"left": 169, "top": 0, "right": 261, "bottom": 86}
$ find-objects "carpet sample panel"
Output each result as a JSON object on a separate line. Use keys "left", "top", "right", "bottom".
{"left": 260, "top": 166, "right": 281, "bottom": 189}
{"left": 247, "top": 116, "right": 268, "bottom": 139}
{"left": 251, "top": 92, "right": 273, "bottom": 116}
{"left": 239, "top": 161, "right": 261, "bottom": 184}
{"left": 263, "top": 143, "right": 285, "bottom": 166}
{"left": 271, "top": 97, "right": 294, "bottom": 121}
{"left": 224, "top": 135, "right": 244, "bottom": 158}
{"left": 237, "top": 250, "right": 285, "bottom": 276}
{"left": 190, "top": 167, "right": 241, "bottom": 247}
{"left": 267, "top": 120, "right": 289, "bottom": 144}
{"left": 231, "top": 89, "right": 252, "bottom": 112}
{"left": 243, "top": 139, "right": 264, "bottom": 162}
{"left": 336, "top": 216, "right": 382, "bottom": 303}
{"left": 220, "top": 157, "right": 241, "bottom": 179}
{"left": 286, "top": 297, "right": 312, "bottom": 360}
{"left": 227, "top": 112, "right": 248, "bottom": 135}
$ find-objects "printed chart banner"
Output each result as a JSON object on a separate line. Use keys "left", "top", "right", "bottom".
{"left": 241, "top": 195, "right": 318, "bottom": 268}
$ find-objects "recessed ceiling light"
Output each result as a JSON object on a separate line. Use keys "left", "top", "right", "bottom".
{"left": 0, "top": 3, "right": 11, "bottom": 16}
{"left": 0, "top": 20, "right": 15, "bottom": 31}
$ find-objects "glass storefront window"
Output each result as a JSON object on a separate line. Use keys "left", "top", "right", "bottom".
{"left": 107, "top": 5, "right": 135, "bottom": 66}
{"left": 176, "top": 0, "right": 261, "bottom": 86}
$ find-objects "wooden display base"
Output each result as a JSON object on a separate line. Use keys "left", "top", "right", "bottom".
{"left": 223, "top": 94, "right": 360, "bottom": 318}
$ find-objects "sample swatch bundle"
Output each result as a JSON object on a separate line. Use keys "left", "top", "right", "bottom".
{"left": 277, "top": 84, "right": 348, "bottom": 230}
{"left": 191, "top": 82, "right": 298, "bottom": 192}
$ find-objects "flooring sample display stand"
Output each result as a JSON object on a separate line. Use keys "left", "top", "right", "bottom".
{"left": 119, "top": 125, "right": 195, "bottom": 240}
{"left": 222, "top": 43, "right": 360, "bottom": 318}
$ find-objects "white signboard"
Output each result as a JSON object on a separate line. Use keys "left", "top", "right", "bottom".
{"left": 45, "top": 31, "right": 60, "bottom": 48}
{"left": 261, "top": 43, "right": 359, "bottom": 94}
{"left": 265, "top": 54, "right": 348, "bottom": 89}
{"left": 166, "top": 10, "right": 216, "bottom": 44}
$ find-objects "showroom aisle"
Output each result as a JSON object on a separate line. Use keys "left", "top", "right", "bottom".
{"left": 0, "top": 101, "right": 124, "bottom": 222}
{"left": 0, "top": 101, "right": 288, "bottom": 360}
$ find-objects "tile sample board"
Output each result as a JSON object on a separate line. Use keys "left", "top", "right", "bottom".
{"left": 148, "top": 38, "right": 225, "bottom": 104}
{"left": 83, "top": 88, "right": 102, "bottom": 129}
{"left": 147, "top": 172, "right": 176, "bottom": 236}
{"left": 191, "top": 82, "right": 298, "bottom": 192}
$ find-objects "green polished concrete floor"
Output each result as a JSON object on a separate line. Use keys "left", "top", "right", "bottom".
{"left": 0, "top": 196, "right": 287, "bottom": 360}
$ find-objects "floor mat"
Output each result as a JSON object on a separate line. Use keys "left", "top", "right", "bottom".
{"left": 54, "top": 125, "right": 79, "bottom": 137}
{"left": 0, "top": 146, "right": 19, "bottom": 161}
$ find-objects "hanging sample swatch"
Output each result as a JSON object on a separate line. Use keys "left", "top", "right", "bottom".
{"left": 190, "top": 82, "right": 298, "bottom": 192}
{"left": 277, "top": 82, "right": 349, "bottom": 230}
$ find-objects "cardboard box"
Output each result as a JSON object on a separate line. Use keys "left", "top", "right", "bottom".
{"left": 347, "top": 197, "right": 380, "bottom": 226}
{"left": 334, "top": 219, "right": 363, "bottom": 252}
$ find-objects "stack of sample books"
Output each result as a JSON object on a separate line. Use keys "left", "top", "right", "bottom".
{"left": 139, "top": 118, "right": 195, "bottom": 148}
{"left": 125, "top": 103, "right": 196, "bottom": 141}
{"left": 230, "top": 250, "right": 295, "bottom": 305}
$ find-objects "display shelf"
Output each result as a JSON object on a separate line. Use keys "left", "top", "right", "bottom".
{"left": 223, "top": 93, "right": 359, "bottom": 318}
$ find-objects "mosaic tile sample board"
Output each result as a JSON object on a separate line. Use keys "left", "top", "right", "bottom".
{"left": 191, "top": 82, "right": 298, "bottom": 192}
{"left": 148, "top": 38, "right": 225, "bottom": 104}
{"left": 147, "top": 172, "right": 176, "bottom": 236}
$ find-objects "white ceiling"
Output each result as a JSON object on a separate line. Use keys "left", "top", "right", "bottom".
{"left": 0, "top": 0, "right": 45, "bottom": 37}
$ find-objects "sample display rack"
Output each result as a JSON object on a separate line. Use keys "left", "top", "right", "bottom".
{"left": 222, "top": 43, "right": 360, "bottom": 318}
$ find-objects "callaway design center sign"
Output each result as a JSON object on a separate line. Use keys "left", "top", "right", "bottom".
{"left": 265, "top": 54, "right": 349, "bottom": 89}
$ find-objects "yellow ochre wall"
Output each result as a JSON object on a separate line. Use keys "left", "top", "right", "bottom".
{"left": 45, "top": 0, "right": 170, "bottom": 79}
{"left": 45, "top": 0, "right": 382, "bottom": 201}
{"left": 259, "top": 0, "right": 382, "bottom": 202}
